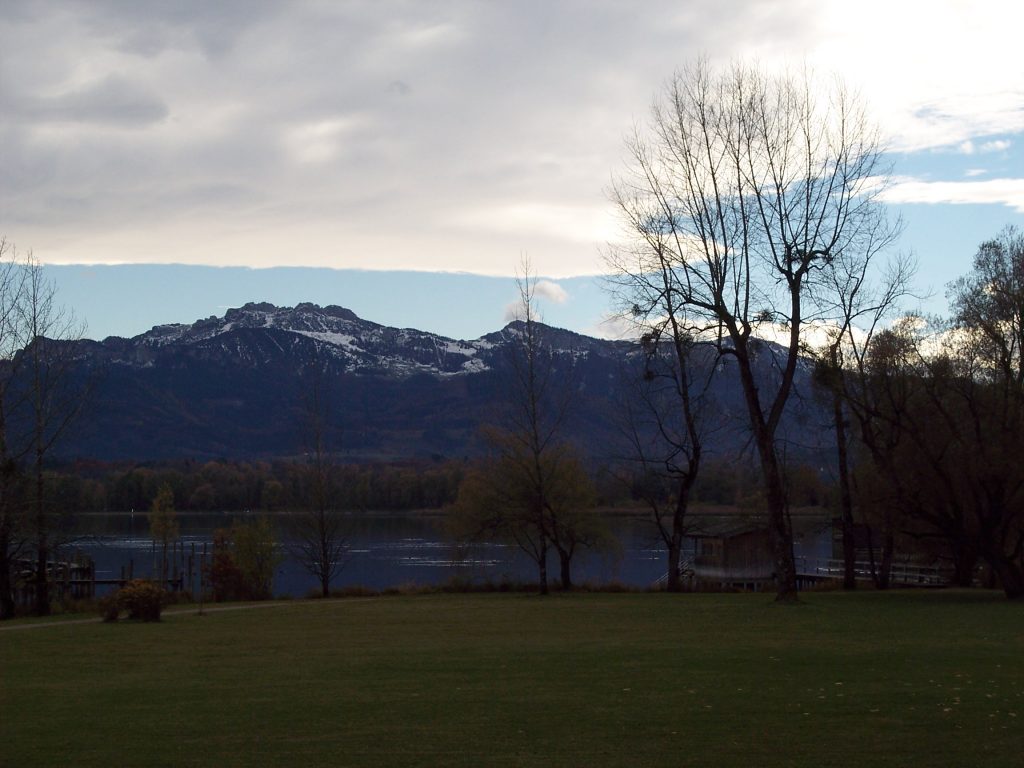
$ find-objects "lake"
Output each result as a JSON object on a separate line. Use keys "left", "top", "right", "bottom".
{"left": 61, "top": 510, "right": 834, "bottom": 597}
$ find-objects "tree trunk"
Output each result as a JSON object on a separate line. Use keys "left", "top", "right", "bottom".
{"left": 0, "top": 504, "right": 15, "bottom": 619}
{"left": 161, "top": 540, "right": 168, "bottom": 585}
{"left": 320, "top": 535, "right": 330, "bottom": 597}
{"left": 841, "top": 518, "right": 857, "bottom": 590}
{"left": 34, "top": 538, "right": 49, "bottom": 615}
{"left": 537, "top": 539, "right": 549, "bottom": 595}
{"left": 758, "top": 443, "right": 798, "bottom": 602}
{"left": 832, "top": 390, "right": 857, "bottom": 590}
{"left": 864, "top": 525, "right": 877, "bottom": 584}
{"left": 558, "top": 550, "right": 572, "bottom": 591}
{"left": 0, "top": 539, "right": 14, "bottom": 619}
{"left": 666, "top": 538, "right": 682, "bottom": 593}
{"left": 735, "top": 344, "right": 798, "bottom": 603}
{"left": 666, "top": 489, "right": 691, "bottom": 593}
{"left": 992, "top": 560, "right": 1024, "bottom": 600}
{"left": 951, "top": 538, "right": 977, "bottom": 587}
{"left": 984, "top": 550, "right": 1024, "bottom": 600}
{"left": 877, "top": 519, "right": 894, "bottom": 590}
{"left": 33, "top": 436, "right": 53, "bottom": 616}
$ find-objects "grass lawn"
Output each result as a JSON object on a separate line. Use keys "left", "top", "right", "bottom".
{"left": 1, "top": 590, "right": 1022, "bottom": 767}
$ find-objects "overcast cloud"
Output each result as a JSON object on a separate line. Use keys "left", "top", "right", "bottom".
{"left": 2, "top": 0, "right": 1022, "bottom": 277}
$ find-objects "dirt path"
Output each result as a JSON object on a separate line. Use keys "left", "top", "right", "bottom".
{"left": 0, "top": 598, "right": 371, "bottom": 632}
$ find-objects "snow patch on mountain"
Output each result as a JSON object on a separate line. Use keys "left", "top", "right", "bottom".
{"left": 294, "top": 330, "right": 362, "bottom": 352}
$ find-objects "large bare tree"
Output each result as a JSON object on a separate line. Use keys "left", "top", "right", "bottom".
{"left": 609, "top": 60, "right": 899, "bottom": 601}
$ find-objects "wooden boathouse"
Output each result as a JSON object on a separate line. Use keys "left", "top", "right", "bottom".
{"left": 687, "top": 521, "right": 775, "bottom": 591}
{"left": 655, "top": 518, "right": 951, "bottom": 590}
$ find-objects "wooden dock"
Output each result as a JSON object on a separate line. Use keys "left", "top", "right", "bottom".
{"left": 12, "top": 540, "right": 202, "bottom": 608}
{"left": 654, "top": 556, "right": 950, "bottom": 591}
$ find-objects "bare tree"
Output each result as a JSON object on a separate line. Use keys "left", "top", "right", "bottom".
{"left": 290, "top": 357, "right": 349, "bottom": 597}
{"left": 0, "top": 248, "right": 88, "bottom": 616}
{"left": 0, "top": 239, "right": 28, "bottom": 619}
{"left": 853, "top": 309, "right": 1024, "bottom": 597}
{"left": 851, "top": 321, "right": 933, "bottom": 588}
{"left": 502, "top": 264, "right": 564, "bottom": 593}
{"left": 617, "top": 324, "right": 712, "bottom": 592}
{"left": 448, "top": 440, "right": 599, "bottom": 591}
{"left": 451, "top": 261, "right": 606, "bottom": 593}
{"left": 609, "top": 60, "right": 898, "bottom": 601}
{"left": 941, "top": 227, "right": 1024, "bottom": 596}
{"left": 950, "top": 227, "right": 1024, "bottom": 395}
{"left": 813, "top": 239, "right": 914, "bottom": 588}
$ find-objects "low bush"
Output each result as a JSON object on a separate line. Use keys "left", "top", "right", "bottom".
{"left": 98, "top": 580, "right": 168, "bottom": 622}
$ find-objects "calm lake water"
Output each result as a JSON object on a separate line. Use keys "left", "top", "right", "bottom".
{"left": 62, "top": 511, "right": 833, "bottom": 597}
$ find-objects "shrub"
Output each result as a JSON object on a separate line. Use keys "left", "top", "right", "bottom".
{"left": 231, "top": 518, "right": 282, "bottom": 600}
{"left": 206, "top": 529, "right": 245, "bottom": 602}
{"left": 205, "top": 522, "right": 282, "bottom": 602}
{"left": 116, "top": 580, "right": 167, "bottom": 622}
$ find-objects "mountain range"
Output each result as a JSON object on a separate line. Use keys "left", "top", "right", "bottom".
{"left": 57, "top": 302, "right": 828, "bottom": 464}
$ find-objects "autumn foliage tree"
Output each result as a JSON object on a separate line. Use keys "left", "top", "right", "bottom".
{"left": 148, "top": 483, "right": 178, "bottom": 585}
{"left": 449, "top": 441, "right": 602, "bottom": 591}
{"left": 206, "top": 519, "right": 281, "bottom": 601}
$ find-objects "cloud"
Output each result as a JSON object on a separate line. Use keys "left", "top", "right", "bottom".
{"left": 500, "top": 279, "right": 569, "bottom": 324}
{"left": 804, "top": 2, "right": 1024, "bottom": 153}
{"left": 283, "top": 116, "right": 365, "bottom": 165}
{"left": 586, "top": 313, "right": 638, "bottom": 341}
{"left": 1, "top": 0, "right": 1021, "bottom": 279}
{"left": 501, "top": 302, "right": 520, "bottom": 324}
{"left": 979, "top": 139, "right": 1011, "bottom": 153}
{"left": 534, "top": 280, "right": 568, "bottom": 305}
{"left": 20, "top": 75, "right": 168, "bottom": 127}
{"left": 949, "top": 138, "right": 1012, "bottom": 156}
{"left": 450, "top": 202, "right": 622, "bottom": 247}
{"left": 881, "top": 177, "right": 1024, "bottom": 214}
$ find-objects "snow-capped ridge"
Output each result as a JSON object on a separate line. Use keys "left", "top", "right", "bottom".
{"left": 104, "top": 302, "right": 641, "bottom": 380}
{"left": 129, "top": 302, "right": 496, "bottom": 377}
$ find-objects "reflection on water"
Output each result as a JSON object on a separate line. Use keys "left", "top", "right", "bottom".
{"left": 60, "top": 511, "right": 832, "bottom": 597}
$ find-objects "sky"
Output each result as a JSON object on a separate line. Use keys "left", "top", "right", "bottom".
{"left": 2, "top": 0, "right": 1022, "bottom": 341}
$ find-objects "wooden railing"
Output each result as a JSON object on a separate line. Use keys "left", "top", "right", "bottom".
{"left": 653, "top": 556, "right": 951, "bottom": 588}
{"left": 652, "top": 558, "right": 694, "bottom": 588}
{"left": 794, "top": 557, "right": 950, "bottom": 586}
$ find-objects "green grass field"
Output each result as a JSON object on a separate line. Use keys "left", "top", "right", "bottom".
{"left": 2, "top": 591, "right": 1022, "bottom": 767}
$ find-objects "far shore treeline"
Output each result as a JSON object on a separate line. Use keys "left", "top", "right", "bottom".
{"left": 42, "top": 455, "right": 834, "bottom": 516}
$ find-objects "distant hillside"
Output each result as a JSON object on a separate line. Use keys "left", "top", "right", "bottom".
{"left": 53, "top": 303, "right": 829, "bottom": 463}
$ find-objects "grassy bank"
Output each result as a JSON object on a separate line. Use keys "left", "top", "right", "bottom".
{"left": 2, "top": 591, "right": 1021, "bottom": 767}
